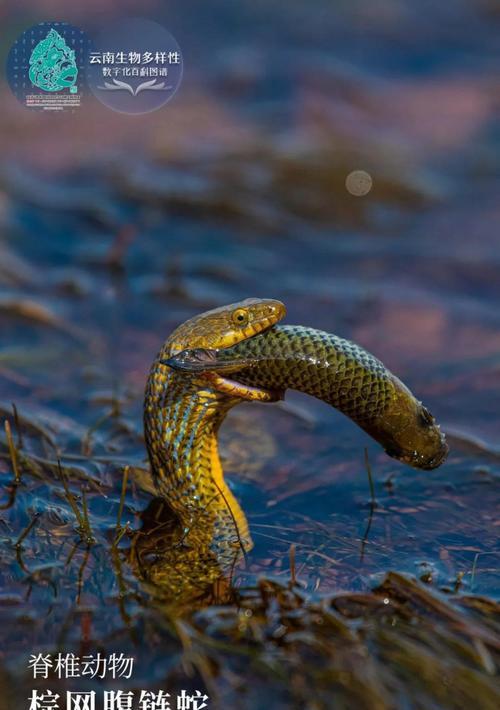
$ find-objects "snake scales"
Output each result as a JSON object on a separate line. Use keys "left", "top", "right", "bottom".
{"left": 142, "top": 298, "right": 448, "bottom": 593}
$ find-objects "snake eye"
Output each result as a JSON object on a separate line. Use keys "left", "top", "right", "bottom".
{"left": 232, "top": 308, "right": 249, "bottom": 327}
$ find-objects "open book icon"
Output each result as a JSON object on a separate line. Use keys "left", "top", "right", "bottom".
{"left": 98, "top": 78, "right": 172, "bottom": 96}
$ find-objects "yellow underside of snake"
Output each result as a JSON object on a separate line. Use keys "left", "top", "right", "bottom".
{"left": 143, "top": 298, "right": 448, "bottom": 579}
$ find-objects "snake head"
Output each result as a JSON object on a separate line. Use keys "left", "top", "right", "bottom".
{"left": 165, "top": 298, "right": 286, "bottom": 357}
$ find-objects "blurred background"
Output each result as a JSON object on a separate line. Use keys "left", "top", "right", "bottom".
{"left": 1, "top": 1, "right": 500, "bottom": 708}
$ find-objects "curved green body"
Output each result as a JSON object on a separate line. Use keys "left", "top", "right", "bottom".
{"left": 143, "top": 301, "right": 448, "bottom": 605}
{"left": 168, "top": 324, "right": 448, "bottom": 471}
{"left": 226, "top": 325, "right": 393, "bottom": 424}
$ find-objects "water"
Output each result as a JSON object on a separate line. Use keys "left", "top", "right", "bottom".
{"left": 0, "top": 0, "right": 499, "bottom": 707}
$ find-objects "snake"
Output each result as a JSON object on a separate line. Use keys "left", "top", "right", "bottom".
{"left": 143, "top": 298, "right": 448, "bottom": 584}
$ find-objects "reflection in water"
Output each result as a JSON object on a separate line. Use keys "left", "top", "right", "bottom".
{"left": 130, "top": 497, "right": 241, "bottom": 610}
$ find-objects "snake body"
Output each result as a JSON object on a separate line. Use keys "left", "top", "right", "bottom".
{"left": 144, "top": 298, "right": 448, "bottom": 574}
{"left": 144, "top": 299, "right": 285, "bottom": 560}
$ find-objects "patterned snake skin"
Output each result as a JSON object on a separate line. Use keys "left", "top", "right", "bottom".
{"left": 144, "top": 299, "right": 286, "bottom": 564}
{"left": 144, "top": 299, "right": 448, "bottom": 585}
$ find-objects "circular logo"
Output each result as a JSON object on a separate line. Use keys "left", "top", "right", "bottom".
{"left": 6, "top": 21, "right": 89, "bottom": 112}
{"left": 87, "top": 18, "right": 183, "bottom": 115}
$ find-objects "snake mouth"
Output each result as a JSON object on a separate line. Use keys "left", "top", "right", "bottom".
{"left": 163, "top": 348, "right": 257, "bottom": 373}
